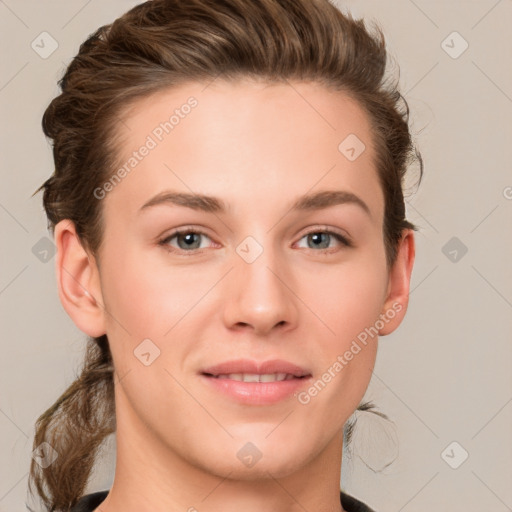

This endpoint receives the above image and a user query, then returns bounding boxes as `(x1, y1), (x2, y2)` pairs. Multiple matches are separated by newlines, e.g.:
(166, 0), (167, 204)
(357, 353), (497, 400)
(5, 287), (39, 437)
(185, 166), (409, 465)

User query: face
(70, 79), (410, 481)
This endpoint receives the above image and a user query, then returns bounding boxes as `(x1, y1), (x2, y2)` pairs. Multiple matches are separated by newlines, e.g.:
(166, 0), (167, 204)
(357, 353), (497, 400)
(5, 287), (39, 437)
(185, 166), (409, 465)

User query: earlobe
(54, 219), (106, 337)
(378, 229), (416, 336)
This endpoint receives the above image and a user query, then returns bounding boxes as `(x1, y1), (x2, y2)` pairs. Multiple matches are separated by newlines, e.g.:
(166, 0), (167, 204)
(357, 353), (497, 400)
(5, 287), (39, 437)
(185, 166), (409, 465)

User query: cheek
(307, 257), (388, 348)
(100, 247), (207, 337)
(297, 251), (387, 403)
(297, 266), (385, 424)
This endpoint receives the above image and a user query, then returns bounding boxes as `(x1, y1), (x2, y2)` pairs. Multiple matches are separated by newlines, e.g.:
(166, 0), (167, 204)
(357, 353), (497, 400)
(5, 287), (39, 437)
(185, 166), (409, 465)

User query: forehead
(104, 78), (383, 224)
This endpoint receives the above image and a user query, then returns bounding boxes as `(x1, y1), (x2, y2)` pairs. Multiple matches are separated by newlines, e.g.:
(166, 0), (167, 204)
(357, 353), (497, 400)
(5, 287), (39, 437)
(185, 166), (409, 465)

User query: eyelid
(160, 226), (212, 240)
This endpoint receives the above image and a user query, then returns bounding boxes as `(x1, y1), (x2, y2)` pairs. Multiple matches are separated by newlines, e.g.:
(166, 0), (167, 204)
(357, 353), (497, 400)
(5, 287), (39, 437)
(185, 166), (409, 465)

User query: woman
(29, 0), (421, 511)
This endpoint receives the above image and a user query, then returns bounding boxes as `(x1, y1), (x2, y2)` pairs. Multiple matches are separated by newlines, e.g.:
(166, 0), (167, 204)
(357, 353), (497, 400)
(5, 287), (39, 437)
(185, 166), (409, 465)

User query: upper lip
(201, 359), (311, 377)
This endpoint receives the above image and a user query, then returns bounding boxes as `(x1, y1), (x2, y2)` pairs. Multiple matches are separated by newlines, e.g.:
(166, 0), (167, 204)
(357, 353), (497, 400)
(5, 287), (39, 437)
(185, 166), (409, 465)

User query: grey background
(1, 1), (511, 511)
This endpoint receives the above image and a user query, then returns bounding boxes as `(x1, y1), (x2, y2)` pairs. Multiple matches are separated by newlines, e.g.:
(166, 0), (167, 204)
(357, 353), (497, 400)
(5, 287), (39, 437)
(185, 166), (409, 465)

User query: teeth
(215, 373), (293, 382)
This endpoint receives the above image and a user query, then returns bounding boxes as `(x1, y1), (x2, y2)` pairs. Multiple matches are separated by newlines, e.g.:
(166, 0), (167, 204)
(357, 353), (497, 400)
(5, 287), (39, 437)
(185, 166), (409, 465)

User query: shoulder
(340, 490), (377, 512)
(70, 490), (109, 512)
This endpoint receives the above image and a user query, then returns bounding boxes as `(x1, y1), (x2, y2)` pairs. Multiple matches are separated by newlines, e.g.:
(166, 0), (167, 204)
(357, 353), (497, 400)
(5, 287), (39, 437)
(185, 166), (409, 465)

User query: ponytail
(28, 336), (116, 511)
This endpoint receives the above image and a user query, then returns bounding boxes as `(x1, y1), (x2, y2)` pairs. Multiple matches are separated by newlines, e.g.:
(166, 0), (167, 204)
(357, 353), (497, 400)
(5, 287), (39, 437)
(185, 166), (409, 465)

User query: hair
(29, 0), (423, 510)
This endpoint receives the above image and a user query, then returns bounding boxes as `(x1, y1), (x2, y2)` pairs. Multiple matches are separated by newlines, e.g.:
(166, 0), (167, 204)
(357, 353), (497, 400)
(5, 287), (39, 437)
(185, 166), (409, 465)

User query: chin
(195, 435), (314, 481)
(211, 454), (309, 482)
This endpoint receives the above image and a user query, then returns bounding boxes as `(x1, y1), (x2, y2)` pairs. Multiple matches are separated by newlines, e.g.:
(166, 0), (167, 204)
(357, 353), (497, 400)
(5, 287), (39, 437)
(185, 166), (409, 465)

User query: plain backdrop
(1, 1), (511, 511)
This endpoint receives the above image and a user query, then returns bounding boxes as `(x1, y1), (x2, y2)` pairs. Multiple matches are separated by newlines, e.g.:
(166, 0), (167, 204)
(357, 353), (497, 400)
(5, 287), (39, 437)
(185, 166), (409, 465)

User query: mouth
(199, 359), (312, 405)
(200, 358), (311, 377)
(203, 372), (308, 382)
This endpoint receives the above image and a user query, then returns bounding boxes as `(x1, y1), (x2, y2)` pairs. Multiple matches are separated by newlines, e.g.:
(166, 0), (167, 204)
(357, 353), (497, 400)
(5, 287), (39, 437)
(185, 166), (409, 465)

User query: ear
(54, 219), (106, 337)
(378, 229), (415, 336)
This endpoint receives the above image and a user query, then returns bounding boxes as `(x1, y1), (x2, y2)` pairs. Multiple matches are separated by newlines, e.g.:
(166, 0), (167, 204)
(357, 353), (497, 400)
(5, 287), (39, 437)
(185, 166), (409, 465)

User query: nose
(222, 244), (299, 336)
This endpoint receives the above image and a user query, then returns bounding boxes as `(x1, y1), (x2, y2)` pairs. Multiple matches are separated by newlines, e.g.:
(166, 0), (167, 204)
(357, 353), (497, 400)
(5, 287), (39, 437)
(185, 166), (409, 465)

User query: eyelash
(157, 226), (353, 255)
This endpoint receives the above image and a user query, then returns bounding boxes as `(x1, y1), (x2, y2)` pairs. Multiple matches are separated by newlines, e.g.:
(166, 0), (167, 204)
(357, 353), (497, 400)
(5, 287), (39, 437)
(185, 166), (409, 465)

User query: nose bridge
(223, 236), (297, 334)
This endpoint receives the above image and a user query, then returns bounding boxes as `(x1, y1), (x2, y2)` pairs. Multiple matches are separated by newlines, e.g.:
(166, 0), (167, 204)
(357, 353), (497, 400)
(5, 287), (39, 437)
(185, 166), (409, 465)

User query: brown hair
(30, 0), (422, 510)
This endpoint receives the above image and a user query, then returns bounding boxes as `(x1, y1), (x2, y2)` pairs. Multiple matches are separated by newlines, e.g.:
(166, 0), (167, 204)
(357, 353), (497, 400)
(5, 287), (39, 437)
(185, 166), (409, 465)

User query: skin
(54, 79), (415, 512)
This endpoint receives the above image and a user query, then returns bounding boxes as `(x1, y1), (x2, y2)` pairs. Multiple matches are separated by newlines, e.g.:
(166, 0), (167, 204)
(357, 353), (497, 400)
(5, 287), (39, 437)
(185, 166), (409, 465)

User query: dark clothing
(70, 489), (376, 512)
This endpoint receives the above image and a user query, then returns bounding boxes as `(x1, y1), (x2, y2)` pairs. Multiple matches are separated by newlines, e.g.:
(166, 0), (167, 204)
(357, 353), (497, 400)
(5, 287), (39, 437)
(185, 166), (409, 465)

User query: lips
(199, 359), (312, 405)
(201, 358), (311, 378)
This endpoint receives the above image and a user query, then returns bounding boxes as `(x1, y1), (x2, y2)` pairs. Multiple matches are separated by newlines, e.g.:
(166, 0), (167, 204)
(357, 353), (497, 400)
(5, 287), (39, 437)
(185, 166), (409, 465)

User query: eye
(158, 227), (352, 255)
(158, 228), (215, 254)
(296, 229), (352, 251)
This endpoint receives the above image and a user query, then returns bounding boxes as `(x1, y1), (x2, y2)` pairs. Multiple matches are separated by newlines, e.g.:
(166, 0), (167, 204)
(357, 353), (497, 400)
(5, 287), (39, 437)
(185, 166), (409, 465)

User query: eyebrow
(139, 189), (372, 218)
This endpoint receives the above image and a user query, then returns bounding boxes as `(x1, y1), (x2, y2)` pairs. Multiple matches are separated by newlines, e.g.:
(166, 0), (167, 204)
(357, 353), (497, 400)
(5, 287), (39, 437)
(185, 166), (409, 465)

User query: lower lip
(200, 374), (312, 405)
